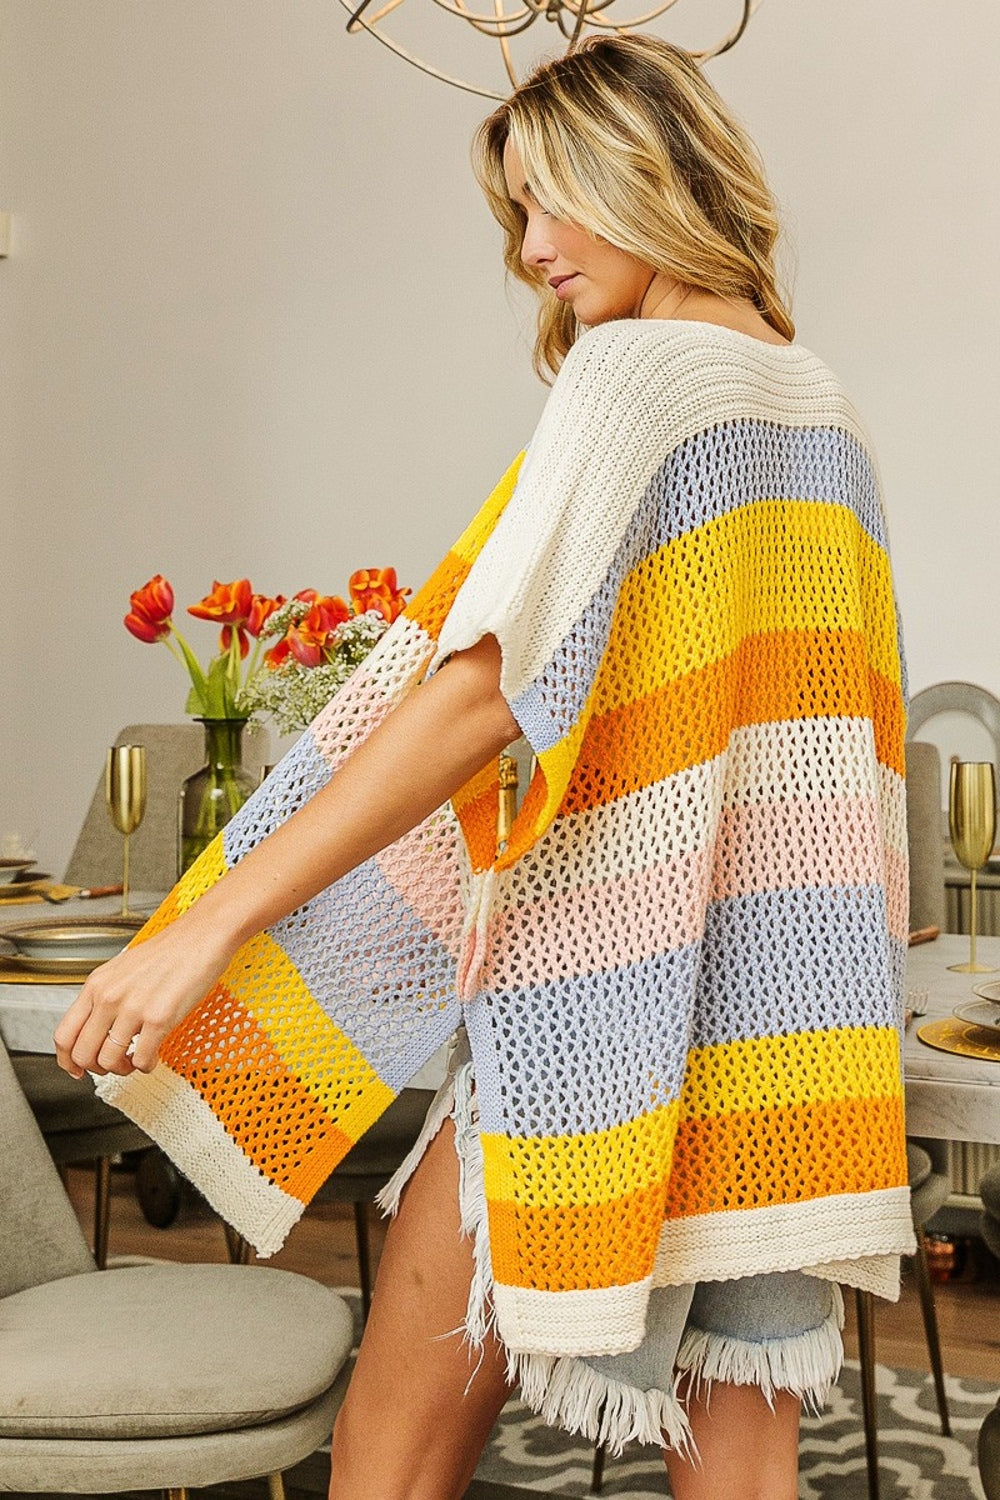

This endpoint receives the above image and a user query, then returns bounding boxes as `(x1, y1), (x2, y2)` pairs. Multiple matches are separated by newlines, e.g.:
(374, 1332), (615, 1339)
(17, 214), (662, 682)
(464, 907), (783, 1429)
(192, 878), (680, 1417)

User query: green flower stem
(166, 625), (210, 712)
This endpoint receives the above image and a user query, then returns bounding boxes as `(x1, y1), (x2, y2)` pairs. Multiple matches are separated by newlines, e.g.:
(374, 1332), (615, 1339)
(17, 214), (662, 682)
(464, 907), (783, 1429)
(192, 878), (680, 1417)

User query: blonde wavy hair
(473, 34), (794, 379)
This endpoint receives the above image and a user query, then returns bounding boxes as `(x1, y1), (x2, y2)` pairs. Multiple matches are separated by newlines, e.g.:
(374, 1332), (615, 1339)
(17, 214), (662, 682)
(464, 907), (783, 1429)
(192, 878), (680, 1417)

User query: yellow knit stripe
(480, 1101), (680, 1208)
(680, 1026), (903, 1120)
(594, 500), (900, 713)
(480, 1028), (901, 1210)
(533, 717), (588, 827)
(221, 928), (395, 1139)
(449, 452), (526, 565)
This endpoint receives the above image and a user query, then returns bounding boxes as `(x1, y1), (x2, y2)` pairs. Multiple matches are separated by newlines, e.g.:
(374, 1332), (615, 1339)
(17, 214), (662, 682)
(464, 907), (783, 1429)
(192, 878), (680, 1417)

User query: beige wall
(2, 1), (998, 874)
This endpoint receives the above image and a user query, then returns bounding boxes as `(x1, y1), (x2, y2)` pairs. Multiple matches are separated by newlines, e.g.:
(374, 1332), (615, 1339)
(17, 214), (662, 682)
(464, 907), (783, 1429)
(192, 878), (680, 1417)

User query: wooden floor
(67, 1164), (1000, 1384)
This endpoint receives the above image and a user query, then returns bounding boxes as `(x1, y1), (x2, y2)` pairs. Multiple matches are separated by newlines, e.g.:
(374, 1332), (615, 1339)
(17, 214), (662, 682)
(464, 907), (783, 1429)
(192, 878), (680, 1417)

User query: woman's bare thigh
(330, 1118), (513, 1500)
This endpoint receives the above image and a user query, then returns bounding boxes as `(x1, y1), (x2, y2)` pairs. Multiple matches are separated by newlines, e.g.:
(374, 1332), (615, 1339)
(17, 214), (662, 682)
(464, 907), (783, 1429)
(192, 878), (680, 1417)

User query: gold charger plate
(0, 953), (98, 981)
(917, 1017), (1000, 1062)
(0, 917), (144, 976)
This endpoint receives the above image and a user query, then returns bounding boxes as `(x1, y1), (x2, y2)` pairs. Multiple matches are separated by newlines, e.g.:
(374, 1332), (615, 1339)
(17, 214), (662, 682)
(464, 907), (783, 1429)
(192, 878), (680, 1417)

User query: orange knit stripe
(403, 551), (470, 641)
(161, 992), (353, 1201)
(487, 1177), (669, 1291)
(453, 761), (501, 871)
(563, 629), (894, 815)
(869, 666), (906, 777)
(664, 1094), (908, 1219)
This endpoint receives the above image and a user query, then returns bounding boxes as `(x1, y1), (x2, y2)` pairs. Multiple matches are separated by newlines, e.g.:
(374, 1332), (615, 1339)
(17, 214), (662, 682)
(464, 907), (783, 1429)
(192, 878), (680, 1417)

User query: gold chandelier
(339, 0), (764, 100)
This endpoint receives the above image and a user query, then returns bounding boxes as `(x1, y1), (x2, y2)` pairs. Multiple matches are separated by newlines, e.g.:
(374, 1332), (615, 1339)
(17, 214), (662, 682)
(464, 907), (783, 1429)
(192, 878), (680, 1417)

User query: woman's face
(502, 139), (657, 326)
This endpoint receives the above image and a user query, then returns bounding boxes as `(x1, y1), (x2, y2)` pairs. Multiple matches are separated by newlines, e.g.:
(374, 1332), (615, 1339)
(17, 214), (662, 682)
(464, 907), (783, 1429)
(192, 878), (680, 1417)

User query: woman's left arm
(54, 634), (519, 1081)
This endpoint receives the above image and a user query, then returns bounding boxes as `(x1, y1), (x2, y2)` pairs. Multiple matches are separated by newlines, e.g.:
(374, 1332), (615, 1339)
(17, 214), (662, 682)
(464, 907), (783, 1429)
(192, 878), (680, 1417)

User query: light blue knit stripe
(222, 728), (331, 863)
(223, 732), (460, 1092)
(272, 855), (462, 1092)
(692, 884), (900, 1049)
(510, 419), (888, 755)
(466, 942), (700, 1139)
(467, 883), (897, 1139)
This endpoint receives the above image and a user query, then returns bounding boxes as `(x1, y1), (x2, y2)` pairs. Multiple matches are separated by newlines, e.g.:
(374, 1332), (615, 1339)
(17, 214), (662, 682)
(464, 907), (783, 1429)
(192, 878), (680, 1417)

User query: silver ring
(106, 1031), (131, 1049)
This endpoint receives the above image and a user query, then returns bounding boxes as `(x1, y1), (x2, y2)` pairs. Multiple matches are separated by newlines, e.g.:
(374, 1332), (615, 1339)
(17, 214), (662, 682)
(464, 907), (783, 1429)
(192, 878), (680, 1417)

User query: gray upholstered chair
(0, 1036), (353, 1500)
(8, 1054), (150, 1269)
(905, 738), (947, 934)
(66, 720), (272, 892)
(20, 721), (272, 1263)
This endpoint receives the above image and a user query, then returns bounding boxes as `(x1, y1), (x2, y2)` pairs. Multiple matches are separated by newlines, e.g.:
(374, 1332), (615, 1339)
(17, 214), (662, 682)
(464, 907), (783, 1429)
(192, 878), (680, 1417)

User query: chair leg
(354, 1200), (373, 1320)
(590, 1441), (607, 1493)
(94, 1156), (111, 1270)
(912, 1230), (951, 1436)
(222, 1221), (253, 1264)
(165, 1489), (188, 1499)
(855, 1287), (880, 1500)
(267, 1474), (287, 1500)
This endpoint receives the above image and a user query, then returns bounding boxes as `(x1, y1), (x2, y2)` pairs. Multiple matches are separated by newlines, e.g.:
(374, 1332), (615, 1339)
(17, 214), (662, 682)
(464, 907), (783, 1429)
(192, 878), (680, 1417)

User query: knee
(330, 1400), (467, 1500)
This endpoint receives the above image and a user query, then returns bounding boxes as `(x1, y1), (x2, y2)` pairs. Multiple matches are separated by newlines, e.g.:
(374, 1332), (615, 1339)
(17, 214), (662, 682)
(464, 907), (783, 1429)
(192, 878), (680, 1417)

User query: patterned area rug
(333, 1289), (993, 1499)
(474, 1361), (992, 1498)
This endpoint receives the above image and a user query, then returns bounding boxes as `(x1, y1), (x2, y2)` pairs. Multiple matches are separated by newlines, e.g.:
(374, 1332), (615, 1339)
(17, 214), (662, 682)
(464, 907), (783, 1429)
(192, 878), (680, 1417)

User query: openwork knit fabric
(98, 319), (915, 1362)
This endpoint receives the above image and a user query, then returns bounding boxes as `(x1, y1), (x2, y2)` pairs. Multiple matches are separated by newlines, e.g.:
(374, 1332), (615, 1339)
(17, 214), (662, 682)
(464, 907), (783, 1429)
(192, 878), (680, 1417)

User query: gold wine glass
(948, 760), (998, 974)
(105, 745), (147, 917)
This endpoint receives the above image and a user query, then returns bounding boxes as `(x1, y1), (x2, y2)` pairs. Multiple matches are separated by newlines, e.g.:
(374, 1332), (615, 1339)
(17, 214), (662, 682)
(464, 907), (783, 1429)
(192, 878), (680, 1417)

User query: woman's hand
(53, 916), (239, 1080)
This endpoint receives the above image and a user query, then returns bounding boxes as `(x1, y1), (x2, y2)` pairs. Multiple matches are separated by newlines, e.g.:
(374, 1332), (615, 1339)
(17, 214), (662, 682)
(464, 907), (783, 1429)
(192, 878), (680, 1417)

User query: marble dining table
(2, 904), (1000, 1146)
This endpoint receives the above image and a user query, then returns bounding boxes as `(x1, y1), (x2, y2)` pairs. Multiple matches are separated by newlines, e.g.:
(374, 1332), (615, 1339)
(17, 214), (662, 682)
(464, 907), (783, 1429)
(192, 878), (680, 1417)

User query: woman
(56, 35), (913, 1500)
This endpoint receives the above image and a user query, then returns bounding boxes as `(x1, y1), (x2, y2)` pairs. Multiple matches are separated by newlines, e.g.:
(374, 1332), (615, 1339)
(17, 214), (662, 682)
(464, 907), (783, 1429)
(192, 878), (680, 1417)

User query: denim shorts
(380, 1031), (844, 1455)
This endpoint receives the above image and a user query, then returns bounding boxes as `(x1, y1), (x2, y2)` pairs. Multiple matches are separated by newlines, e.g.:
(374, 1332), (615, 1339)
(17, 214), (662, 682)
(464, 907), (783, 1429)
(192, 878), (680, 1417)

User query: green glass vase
(177, 718), (256, 876)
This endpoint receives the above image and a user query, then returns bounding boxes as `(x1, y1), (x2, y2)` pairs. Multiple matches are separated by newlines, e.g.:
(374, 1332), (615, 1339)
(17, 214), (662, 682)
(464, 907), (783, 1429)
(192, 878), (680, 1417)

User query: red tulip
(313, 595), (351, 632)
(349, 567), (410, 624)
(187, 578), (253, 626)
(246, 593), (286, 638)
(124, 574), (174, 643)
(286, 624), (327, 668)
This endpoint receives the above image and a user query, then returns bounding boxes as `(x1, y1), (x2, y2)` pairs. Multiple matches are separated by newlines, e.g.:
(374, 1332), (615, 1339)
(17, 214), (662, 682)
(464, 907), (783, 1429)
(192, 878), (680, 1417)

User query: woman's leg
(665, 1270), (842, 1500)
(665, 1383), (801, 1500)
(330, 1117), (513, 1500)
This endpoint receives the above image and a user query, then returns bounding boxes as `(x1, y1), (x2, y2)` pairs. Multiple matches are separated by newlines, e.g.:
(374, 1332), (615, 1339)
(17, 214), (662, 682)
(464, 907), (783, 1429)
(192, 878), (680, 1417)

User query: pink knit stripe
(884, 845), (909, 942)
(376, 821), (467, 956)
(710, 797), (886, 901)
(484, 847), (714, 989)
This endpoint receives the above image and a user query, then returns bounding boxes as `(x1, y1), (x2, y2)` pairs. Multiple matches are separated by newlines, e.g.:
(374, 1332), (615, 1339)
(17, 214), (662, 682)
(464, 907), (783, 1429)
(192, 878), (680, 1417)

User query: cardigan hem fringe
(674, 1284), (845, 1414)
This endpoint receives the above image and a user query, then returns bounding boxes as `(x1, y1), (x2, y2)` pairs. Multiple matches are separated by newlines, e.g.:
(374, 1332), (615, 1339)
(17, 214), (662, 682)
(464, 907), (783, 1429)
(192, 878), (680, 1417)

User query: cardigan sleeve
(434, 320), (687, 860)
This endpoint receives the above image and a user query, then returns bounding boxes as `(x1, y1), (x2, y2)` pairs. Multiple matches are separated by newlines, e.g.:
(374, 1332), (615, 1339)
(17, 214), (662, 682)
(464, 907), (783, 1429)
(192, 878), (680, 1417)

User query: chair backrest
(905, 739), (946, 933)
(65, 722), (271, 891)
(0, 1039), (96, 1298)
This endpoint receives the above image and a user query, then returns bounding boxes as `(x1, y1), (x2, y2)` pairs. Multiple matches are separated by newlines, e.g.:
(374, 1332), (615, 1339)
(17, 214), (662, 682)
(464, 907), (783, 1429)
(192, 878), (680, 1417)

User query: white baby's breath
(240, 611), (390, 732)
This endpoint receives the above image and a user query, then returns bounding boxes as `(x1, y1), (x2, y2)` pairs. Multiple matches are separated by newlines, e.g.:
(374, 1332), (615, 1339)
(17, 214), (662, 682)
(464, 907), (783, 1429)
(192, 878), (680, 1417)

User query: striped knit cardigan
(99, 319), (915, 1360)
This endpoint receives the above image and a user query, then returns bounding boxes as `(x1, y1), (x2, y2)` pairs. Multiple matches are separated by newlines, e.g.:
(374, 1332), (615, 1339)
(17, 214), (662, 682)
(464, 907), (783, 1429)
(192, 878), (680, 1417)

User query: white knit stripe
(493, 1280), (655, 1358)
(879, 760), (908, 857)
(95, 1064), (303, 1257)
(651, 1189), (913, 1299)
(436, 321), (874, 694)
(309, 613), (434, 767)
(496, 719), (906, 910)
